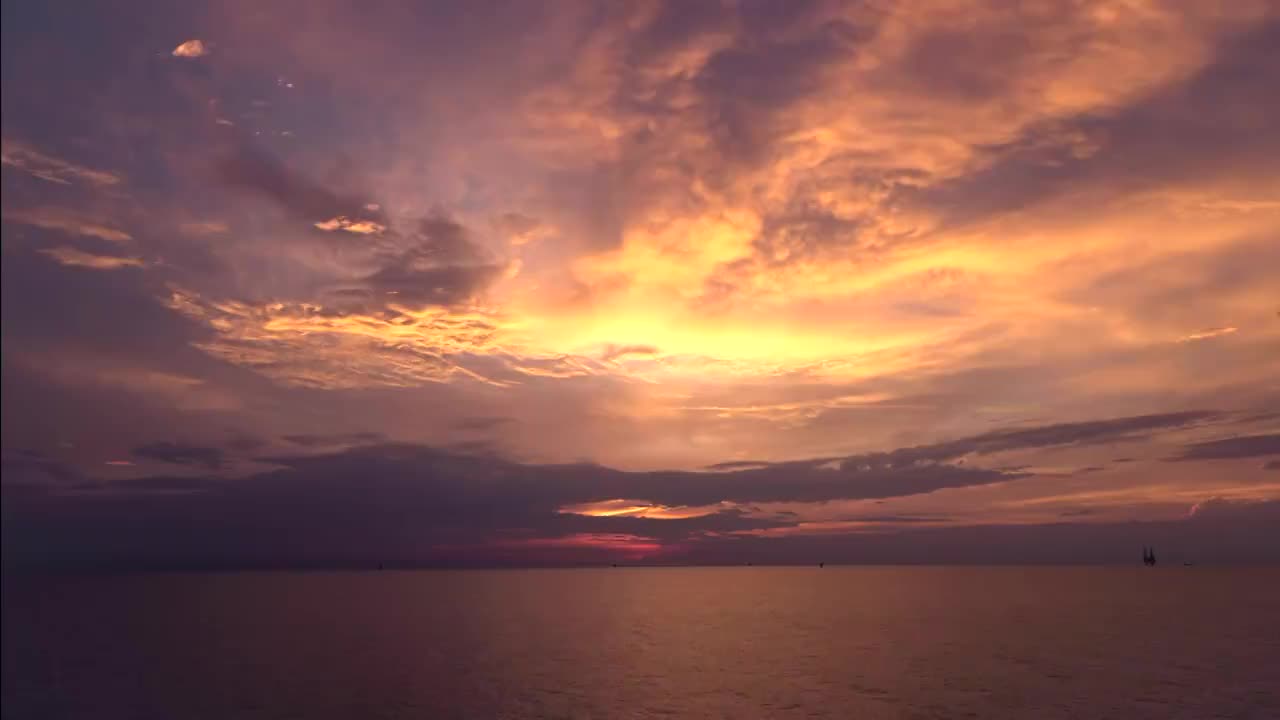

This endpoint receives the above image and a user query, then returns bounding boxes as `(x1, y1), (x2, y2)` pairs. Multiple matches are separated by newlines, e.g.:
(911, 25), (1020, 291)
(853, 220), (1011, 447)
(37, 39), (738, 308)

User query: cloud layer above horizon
(3, 0), (1278, 566)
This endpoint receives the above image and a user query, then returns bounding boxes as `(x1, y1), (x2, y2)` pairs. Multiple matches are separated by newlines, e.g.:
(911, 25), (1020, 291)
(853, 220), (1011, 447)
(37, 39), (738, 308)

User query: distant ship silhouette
(1142, 546), (1157, 567)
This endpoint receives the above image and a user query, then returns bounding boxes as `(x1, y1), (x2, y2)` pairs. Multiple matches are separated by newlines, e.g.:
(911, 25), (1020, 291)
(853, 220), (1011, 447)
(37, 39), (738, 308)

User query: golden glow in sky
(2, 0), (1278, 565)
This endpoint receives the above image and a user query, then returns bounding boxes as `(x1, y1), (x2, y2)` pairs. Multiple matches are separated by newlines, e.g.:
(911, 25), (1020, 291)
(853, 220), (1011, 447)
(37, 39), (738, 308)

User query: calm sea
(5, 567), (1279, 719)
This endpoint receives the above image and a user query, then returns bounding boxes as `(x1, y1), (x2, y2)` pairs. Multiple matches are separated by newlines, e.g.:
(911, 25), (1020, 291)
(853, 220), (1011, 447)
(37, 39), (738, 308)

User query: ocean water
(4, 567), (1279, 719)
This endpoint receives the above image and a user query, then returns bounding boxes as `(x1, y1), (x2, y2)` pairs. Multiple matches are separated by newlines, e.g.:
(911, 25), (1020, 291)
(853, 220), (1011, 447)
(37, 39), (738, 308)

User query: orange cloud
(559, 499), (723, 520)
(171, 39), (208, 58)
(53, 0), (1280, 478)
(487, 533), (669, 560)
(4, 207), (132, 243)
(1, 139), (122, 186)
(1180, 326), (1239, 342)
(313, 216), (387, 234)
(39, 247), (145, 270)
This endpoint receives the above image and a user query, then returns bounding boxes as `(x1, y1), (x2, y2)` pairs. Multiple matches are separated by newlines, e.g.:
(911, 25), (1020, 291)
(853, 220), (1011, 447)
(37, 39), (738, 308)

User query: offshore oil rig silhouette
(1142, 546), (1157, 566)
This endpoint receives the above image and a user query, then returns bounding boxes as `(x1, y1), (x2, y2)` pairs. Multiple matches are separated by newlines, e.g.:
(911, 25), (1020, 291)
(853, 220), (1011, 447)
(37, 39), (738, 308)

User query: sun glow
(558, 499), (724, 520)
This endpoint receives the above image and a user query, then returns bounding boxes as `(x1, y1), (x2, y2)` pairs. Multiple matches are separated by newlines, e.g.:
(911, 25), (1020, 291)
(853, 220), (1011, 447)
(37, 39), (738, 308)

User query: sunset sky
(4, 0), (1278, 568)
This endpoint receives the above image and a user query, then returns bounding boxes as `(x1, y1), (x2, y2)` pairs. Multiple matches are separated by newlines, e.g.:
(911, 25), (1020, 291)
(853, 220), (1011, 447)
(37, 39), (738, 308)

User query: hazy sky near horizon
(3, 0), (1279, 566)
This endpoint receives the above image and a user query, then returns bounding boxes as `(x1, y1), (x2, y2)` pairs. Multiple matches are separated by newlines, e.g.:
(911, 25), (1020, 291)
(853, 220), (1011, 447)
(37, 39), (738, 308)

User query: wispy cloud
(39, 247), (144, 270)
(1, 139), (122, 186)
(1167, 434), (1280, 462)
(133, 442), (223, 469)
(178, 221), (229, 236)
(4, 207), (132, 243)
(4, 0), (1280, 566)
(1180, 326), (1239, 342)
(281, 432), (384, 448)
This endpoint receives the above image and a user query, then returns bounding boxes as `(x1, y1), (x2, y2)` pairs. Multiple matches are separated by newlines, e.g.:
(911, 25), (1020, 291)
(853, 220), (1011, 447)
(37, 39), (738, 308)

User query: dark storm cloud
(132, 442), (224, 469)
(3, 438), (970, 570)
(1166, 434), (1280, 462)
(254, 441), (1017, 509)
(9, 443), (1279, 569)
(3, 431), (1021, 570)
(22, 407), (1223, 553)
(4, 406), (1273, 570)
(680, 500), (1280, 567)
